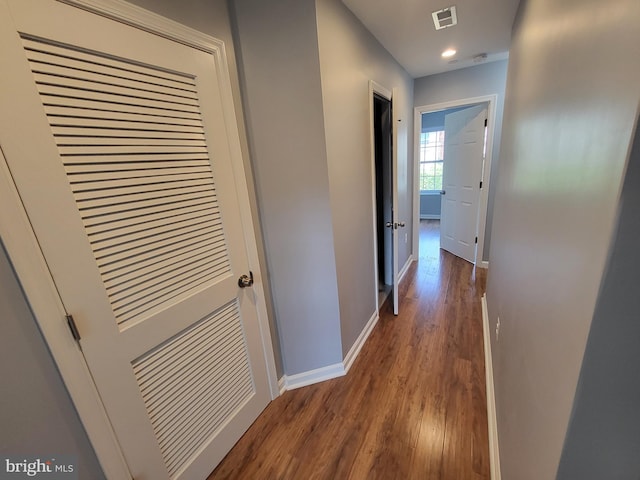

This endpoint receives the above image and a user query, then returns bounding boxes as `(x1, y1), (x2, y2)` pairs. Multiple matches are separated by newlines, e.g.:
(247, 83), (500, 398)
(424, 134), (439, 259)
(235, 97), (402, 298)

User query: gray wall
(414, 60), (508, 261)
(0, 243), (105, 479)
(486, 0), (640, 477)
(420, 194), (441, 218)
(556, 117), (640, 480)
(316, 0), (414, 357)
(133, 0), (416, 378)
(232, 0), (343, 375)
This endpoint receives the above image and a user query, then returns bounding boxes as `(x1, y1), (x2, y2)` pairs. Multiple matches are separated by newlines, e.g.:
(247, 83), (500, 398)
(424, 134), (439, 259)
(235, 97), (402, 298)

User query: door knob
(440, 190), (446, 195)
(238, 271), (254, 288)
(386, 221), (406, 229)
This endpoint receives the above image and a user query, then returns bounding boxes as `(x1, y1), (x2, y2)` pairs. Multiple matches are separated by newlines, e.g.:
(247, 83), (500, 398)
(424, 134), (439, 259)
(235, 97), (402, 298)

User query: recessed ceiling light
(441, 49), (457, 58)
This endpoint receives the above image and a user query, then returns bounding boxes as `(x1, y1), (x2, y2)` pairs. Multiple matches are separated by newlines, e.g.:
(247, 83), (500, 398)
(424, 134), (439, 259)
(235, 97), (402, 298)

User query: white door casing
(412, 95), (497, 269)
(370, 82), (405, 316)
(0, 1), (274, 478)
(440, 104), (487, 264)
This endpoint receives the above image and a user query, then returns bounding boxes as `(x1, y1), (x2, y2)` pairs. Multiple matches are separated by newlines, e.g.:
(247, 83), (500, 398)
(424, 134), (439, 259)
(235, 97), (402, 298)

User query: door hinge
(479, 181), (483, 189)
(475, 236), (478, 244)
(484, 118), (488, 127)
(66, 314), (81, 342)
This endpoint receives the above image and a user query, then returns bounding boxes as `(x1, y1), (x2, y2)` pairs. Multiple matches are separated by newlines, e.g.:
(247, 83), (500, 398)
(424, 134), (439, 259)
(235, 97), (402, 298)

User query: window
(420, 130), (445, 191)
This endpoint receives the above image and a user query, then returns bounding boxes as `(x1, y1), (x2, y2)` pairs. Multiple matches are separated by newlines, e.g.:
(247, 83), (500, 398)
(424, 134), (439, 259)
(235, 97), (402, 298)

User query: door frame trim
(0, 1), (278, 477)
(369, 80), (393, 315)
(413, 94), (498, 268)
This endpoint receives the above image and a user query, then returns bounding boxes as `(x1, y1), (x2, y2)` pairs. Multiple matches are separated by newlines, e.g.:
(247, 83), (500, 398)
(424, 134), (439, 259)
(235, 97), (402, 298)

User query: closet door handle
(238, 271), (254, 288)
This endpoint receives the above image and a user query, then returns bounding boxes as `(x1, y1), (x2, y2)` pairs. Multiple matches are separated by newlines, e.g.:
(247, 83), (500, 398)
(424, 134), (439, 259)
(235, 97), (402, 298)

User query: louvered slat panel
(71, 173), (214, 199)
(45, 108), (205, 128)
(69, 169), (213, 187)
(66, 162), (211, 175)
(105, 245), (227, 297)
(32, 72), (200, 106)
(87, 208), (219, 243)
(92, 216), (222, 263)
(22, 35), (231, 329)
(51, 120), (205, 134)
(59, 145), (208, 156)
(30, 63), (199, 100)
(144, 322), (241, 414)
(64, 153), (210, 166)
(58, 137), (206, 148)
(97, 230), (224, 276)
(76, 184), (216, 211)
(99, 241), (226, 289)
(108, 248), (228, 306)
(52, 126), (206, 140)
(151, 334), (247, 424)
(94, 226), (224, 270)
(43, 98), (203, 121)
(36, 84), (201, 113)
(84, 202), (216, 234)
(22, 36), (195, 87)
(132, 301), (255, 478)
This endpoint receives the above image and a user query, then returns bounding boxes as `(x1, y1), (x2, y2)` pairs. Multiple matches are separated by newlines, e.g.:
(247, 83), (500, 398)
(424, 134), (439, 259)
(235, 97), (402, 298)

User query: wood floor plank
(208, 220), (489, 480)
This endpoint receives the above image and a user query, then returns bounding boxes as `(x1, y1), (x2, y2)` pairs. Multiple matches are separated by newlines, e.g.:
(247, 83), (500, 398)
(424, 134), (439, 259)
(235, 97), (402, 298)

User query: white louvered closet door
(0, 1), (271, 479)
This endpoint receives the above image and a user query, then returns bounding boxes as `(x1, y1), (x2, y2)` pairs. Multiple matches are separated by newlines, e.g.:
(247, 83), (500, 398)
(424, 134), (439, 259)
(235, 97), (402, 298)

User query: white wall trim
(278, 376), (287, 395)
(420, 214), (441, 220)
(343, 311), (379, 374)
(478, 260), (489, 269)
(57, 0), (223, 53)
(281, 363), (346, 391)
(482, 294), (501, 480)
(413, 95), (498, 266)
(398, 255), (414, 284)
(369, 80), (394, 315)
(280, 308), (383, 392)
(1, 1), (279, 477)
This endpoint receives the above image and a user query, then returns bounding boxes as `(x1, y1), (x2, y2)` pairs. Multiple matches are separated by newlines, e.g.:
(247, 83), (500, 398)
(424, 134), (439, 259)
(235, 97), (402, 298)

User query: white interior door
(440, 104), (487, 264)
(0, 1), (271, 478)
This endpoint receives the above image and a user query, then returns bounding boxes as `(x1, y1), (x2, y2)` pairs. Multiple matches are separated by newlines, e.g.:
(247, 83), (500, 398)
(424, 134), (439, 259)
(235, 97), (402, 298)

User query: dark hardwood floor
(209, 220), (489, 479)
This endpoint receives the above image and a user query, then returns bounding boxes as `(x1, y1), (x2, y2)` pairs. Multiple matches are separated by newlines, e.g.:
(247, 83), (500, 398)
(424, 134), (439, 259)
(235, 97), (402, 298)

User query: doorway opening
(373, 92), (393, 308)
(413, 96), (497, 268)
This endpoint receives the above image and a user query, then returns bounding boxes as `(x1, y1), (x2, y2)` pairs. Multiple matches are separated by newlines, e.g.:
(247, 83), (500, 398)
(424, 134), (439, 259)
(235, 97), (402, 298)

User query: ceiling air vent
(432, 6), (457, 30)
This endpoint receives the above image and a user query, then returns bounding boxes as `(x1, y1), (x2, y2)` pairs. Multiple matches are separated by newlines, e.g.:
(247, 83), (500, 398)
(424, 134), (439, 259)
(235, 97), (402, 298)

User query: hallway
(210, 220), (489, 479)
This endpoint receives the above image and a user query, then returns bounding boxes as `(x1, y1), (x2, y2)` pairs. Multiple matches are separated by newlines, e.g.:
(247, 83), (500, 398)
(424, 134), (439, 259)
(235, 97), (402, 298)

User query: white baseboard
(399, 255), (414, 283)
(481, 294), (501, 480)
(281, 362), (345, 391)
(478, 260), (489, 269)
(343, 310), (379, 374)
(420, 214), (440, 220)
(279, 308), (383, 392)
(278, 376), (286, 395)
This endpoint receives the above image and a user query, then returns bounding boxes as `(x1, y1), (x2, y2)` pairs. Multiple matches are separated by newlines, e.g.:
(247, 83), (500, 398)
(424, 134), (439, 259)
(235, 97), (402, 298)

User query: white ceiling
(342, 0), (521, 78)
